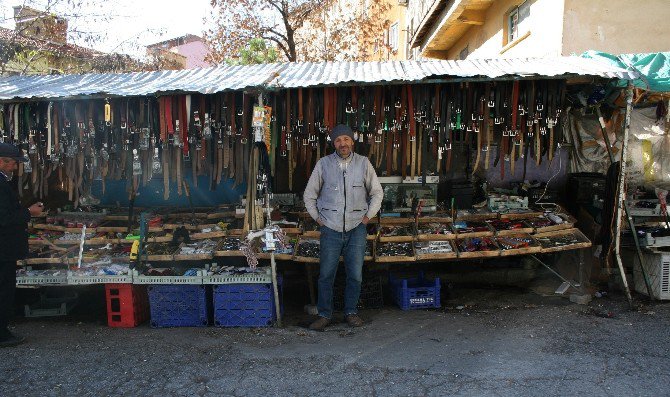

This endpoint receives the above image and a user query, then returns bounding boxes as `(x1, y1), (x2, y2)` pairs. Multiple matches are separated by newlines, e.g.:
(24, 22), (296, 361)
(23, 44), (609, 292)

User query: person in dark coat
(0, 143), (43, 347)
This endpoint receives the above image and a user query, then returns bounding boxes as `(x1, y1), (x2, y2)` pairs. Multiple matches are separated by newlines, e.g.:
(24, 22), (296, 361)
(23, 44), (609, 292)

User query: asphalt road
(2, 287), (669, 397)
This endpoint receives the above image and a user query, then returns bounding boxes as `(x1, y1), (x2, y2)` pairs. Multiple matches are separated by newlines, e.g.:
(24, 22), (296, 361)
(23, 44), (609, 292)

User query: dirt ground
(2, 276), (669, 397)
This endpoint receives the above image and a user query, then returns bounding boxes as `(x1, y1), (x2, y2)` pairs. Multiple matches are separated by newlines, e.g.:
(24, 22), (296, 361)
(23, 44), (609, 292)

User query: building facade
(408, 0), (670, 60)
(1, 6), (138, 75)
(146, 34), (212, 69)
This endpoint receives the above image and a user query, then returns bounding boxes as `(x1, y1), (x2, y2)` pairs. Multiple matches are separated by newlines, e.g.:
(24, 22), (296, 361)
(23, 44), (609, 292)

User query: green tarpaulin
(582, 51), (670, 93)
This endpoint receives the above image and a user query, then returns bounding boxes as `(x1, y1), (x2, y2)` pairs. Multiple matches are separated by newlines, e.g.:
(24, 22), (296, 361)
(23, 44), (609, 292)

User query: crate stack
(148, 285), (210, 328)
(390, 272), (441, 310)
(105, 284), (149, 327)
(206, 271), (282, 328)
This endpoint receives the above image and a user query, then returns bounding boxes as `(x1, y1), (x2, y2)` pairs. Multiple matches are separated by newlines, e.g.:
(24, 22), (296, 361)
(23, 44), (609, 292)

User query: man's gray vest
(316, 153), (370, 232)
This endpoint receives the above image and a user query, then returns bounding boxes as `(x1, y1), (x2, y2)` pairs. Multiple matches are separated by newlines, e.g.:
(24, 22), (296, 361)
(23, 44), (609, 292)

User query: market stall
(0, 56), (636, 324)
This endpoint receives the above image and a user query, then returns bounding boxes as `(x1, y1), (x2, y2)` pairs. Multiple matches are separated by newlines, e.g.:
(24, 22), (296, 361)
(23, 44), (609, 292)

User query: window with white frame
(507, 1), (530, 44)
(389, 22), (399, 52)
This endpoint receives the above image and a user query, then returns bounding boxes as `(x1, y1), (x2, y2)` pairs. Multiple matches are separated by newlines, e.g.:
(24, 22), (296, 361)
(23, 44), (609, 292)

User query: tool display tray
(417, 214), (453, 223)
(214, 250), (244, 257)
(378, 217), (415, 225)
(375, 242), (416, 263)
(214, 237), (244, 257)
(498, 209), (545, 219)
(172, 242), (218, 261)
(416, 220), (456, 241)
(142, 242), (179, 261)
(293, 238), (320, 263)
(495, 234), (541, 256)
(455, 209), (496, 222)
(256, 251), (295, 261)
(485, 219), (533, 236)
(22, 257), (65, 265)
(414, 240), (458, 260)
(523, 214), (575, 234)
(455, 237), (500, 258)
(534, 228), (591, 253)
(451, 220), (495, 239)
(377, 224), (415, 242)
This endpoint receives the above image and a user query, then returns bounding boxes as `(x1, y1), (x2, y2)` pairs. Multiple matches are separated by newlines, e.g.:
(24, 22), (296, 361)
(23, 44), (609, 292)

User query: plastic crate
(203, 268), (272, 284)
(333, 274), (384, 311)
(16, 275), (68, 286)
(148, 285), (210, 327)
(390, 272), (441, 310)
(24, 290), (78, 317)
(105, 284), (149, 327)
(212, 278), (282, 327)
(132, 269), (204, 285)
(70, 273), (133, 285)
(634, 250), (670, 300)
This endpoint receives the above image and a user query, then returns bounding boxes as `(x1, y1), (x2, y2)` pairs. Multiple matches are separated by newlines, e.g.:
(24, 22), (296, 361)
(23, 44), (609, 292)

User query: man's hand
(361, 216), (370, 225)
(317, 219), (324, 226)
(28, 202), (44, 217)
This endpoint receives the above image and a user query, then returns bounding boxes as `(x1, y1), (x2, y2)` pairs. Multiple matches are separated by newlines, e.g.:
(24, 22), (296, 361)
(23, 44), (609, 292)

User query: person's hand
(361, 216), (370, 225)
(28, 202), (44, 217)
(317, 219), (324, 226)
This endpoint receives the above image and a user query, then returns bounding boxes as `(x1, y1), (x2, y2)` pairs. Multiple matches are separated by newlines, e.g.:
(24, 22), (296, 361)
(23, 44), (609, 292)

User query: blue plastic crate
(148, 285), (210, 328)
(213, 280), (282, 327)
(390, 272), (441, 310)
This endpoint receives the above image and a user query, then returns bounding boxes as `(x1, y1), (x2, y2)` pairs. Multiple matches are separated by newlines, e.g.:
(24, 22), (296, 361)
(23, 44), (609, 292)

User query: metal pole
(614, 84), (635, 308)
(596, 104), (654, 300)
(270, 252), (282, 327)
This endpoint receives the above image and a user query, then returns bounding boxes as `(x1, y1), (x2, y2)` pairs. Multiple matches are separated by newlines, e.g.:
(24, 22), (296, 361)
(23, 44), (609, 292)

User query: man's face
(334, 135), (354, 158)
(0, 157), (18, 177)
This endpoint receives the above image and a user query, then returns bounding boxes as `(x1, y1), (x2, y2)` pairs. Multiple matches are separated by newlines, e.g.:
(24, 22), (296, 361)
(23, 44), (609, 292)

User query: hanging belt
(445, 93), (453, 174)
(472, 84), (485, 176)
(407, 85), (416, 177)
(384, 86), (393, 176)
(305, 88), (315, 179)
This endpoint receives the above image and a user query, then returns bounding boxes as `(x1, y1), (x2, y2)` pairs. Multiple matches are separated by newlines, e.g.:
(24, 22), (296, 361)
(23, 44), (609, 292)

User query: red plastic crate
(105, 284), (149, 327)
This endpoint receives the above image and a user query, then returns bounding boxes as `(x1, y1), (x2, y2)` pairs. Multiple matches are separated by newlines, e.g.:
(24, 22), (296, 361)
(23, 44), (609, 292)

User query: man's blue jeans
(317, 223), (367, 319)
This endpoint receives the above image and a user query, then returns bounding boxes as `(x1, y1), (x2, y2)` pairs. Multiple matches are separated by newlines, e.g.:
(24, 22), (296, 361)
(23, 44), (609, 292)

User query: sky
(0, 0), (216, 58)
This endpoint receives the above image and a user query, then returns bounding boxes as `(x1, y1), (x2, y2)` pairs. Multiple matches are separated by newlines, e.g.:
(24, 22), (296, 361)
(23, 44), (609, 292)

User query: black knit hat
(0, 143), (28, 162)
(329, 124), (355, 142)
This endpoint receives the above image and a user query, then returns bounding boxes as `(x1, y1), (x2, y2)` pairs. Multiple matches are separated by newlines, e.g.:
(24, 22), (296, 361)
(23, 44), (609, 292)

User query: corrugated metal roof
(0, 56), (636, 101)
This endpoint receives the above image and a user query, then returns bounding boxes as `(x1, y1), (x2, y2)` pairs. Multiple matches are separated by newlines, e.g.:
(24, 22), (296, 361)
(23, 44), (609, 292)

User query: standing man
(304, 124), (383, 331)
(0, 143), (42, 347)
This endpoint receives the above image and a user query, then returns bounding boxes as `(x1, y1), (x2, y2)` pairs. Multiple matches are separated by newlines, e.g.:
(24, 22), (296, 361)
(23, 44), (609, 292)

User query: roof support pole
(596, 103), (654, 301)
(613, 84), (635, 308)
